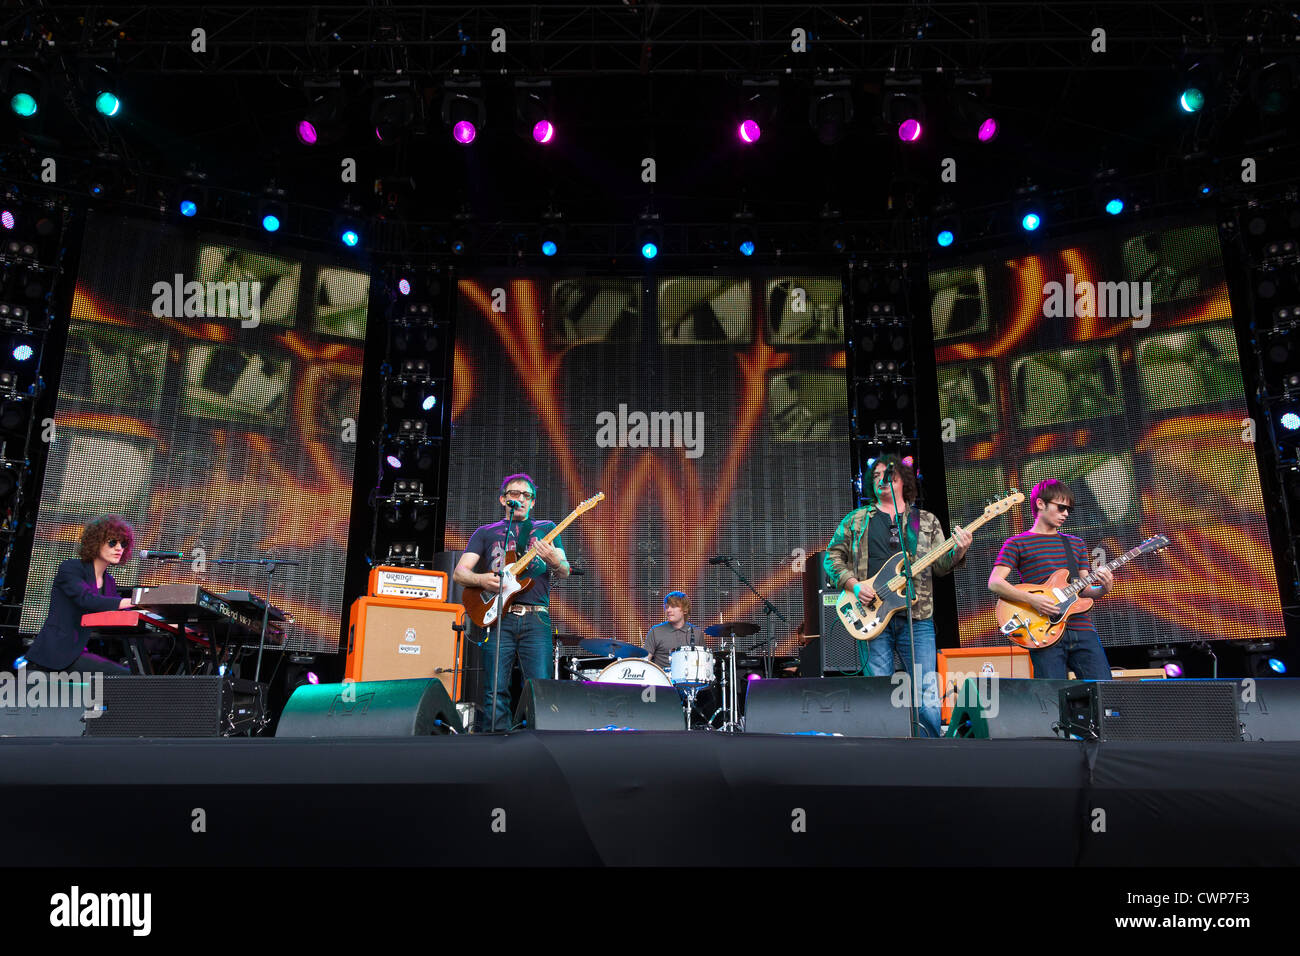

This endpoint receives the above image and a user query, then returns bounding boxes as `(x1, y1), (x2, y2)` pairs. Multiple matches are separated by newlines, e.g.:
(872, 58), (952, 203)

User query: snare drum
(669, 645), (715, 687)
(593, 658), (674, 687)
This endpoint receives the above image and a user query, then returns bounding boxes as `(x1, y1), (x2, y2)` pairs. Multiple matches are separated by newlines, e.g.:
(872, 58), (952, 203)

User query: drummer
(643, 591), (700, 669)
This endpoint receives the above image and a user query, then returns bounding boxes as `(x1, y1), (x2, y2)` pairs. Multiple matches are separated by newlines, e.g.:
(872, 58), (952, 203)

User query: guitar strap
(1059, 534), (1080, 580)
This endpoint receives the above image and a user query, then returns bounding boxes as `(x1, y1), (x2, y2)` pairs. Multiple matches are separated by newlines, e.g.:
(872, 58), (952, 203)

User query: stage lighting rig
(298, 81), (345, 146)
(637, 210), (662, 260)
(372, 79), (419, 143)
(883, 76), (925, 143)
(82, 62), (122, 117)
(953, 74), (998, 143)
(3, 63), (43, 118)
(737, 76), (778, 145)
(514, 79), (554, 143)
(386, 542), (420, 567)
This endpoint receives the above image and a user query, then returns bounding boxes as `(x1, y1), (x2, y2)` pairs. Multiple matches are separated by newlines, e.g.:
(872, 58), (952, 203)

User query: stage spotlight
(94, 90), (121, 117)
(422, 394), (436, 411)
(443, 81), (486, 145)
(451, 239), (466, 255)
(298, 85), (344, 146)
(739, 239), (755, 256)
(398, 278), (411, 295)
(540, 216), (564, 258)
(1179, 87), (1204, 113)
(884, 77), (925, 143)
(1281, 412), (1300, 430)
(977, 117), (999, 142)
(1, 211), (12, 230)
(1105, 198), (1125, 215)
(386, 454), (402, 469)
(371, 80), (417, 143)
(340, 226), (360, 247)
(1251, 59), (1297, 115)
(262, 213), (281, 233)
(12, 344), (33, 362)
(638, 213), (662, 260)
(809, 78), (853, 145)
(937, 229), (954, 247)
(4, 63), (42, 118)
(179, 200), (197, 218)
(1021, 212), (1041, 231)
(738, 119), (761, 144)
(542, 239), (557, 257)
(533, 120), (555, 144)
(1244, 641), (1286, 678)
(738, 77), (778, 145)
(514, 80), (553, 143)
(641, 240), (658, 260)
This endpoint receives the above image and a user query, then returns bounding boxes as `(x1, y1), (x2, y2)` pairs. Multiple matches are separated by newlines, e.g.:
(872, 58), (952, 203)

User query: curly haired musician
(823, 455), (971, 738)
(988, 479), (1112, 680)
(25, 516), (136, 674)
(453, 473), (570, 732)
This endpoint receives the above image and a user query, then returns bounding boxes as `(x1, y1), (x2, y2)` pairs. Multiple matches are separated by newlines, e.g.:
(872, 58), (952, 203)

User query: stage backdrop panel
(929, 219), (1284, 647)
(446, 276), (850, 652)
(19, 214), (369, 654)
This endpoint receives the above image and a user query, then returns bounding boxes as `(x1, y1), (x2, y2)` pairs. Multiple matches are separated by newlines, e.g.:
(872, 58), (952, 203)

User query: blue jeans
(859, 615), (941, 739)
(480, 607), (553, 732)
(1029, 627), (1111, 680)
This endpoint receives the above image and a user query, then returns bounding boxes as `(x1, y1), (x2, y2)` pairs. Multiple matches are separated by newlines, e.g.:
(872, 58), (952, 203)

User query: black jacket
(26, 558), (124, 669)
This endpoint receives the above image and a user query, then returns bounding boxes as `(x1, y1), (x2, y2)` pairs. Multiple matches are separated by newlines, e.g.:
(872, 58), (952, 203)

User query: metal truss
(0, 3), (1282, 77)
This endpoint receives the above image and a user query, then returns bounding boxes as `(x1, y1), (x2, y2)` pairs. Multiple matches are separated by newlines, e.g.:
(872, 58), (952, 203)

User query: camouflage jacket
(822, 504), (965, 621)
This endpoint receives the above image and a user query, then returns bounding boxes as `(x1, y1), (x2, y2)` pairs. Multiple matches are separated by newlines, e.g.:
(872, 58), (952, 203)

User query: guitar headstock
(983, 490), (1024, 519)
(575, 492), (605, 514)
(1138, 534), (1170, 555)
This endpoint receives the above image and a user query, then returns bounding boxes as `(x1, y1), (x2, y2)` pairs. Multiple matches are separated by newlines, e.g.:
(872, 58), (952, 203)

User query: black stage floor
(4, 732), (1299, 866)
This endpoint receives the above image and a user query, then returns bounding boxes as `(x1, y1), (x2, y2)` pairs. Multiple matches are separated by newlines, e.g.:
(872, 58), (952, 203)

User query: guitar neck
(1061, 542), (1146, 597)
(509, 509), (579, 574)
(908, 508), (1000, 576)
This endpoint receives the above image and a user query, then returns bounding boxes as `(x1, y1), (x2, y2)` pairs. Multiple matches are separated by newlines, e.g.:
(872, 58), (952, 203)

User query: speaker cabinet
(938, 646), (1034, 722)
(276, 678), (459, 737)
(744, 677), (912, 737)
(946, 678), (1080, 738)
(515, 679), (686, 731)
(812, 590), (862, 675)
(85, 675), (265, 737)
(345, 596), (465, 700)
(1059, 680), (1240, 742)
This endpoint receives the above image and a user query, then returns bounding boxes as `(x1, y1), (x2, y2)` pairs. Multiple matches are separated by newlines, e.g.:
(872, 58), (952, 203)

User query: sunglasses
(1049, 503), (1071, 513)
(107, 539), (125, 548)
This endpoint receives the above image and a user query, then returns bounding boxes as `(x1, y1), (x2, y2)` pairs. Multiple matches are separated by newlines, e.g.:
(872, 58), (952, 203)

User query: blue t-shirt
(993, 531), (1095, 632)
(464, 518), (563, 607)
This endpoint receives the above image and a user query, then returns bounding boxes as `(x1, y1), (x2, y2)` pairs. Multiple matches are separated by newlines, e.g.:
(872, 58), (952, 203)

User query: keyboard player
(24, 516), (136, 674)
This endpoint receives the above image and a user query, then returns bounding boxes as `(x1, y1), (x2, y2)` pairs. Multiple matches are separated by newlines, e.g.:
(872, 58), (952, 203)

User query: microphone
(505, 500), (521, 510)
(708, 555), (732, 565)
(139, 550), (184, 560)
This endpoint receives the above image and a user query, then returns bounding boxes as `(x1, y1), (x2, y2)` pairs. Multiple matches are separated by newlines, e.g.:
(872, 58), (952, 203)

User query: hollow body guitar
(462, 493), (604, 628)
(996, 534), (1169, 649)
(834, 492), (1024, 641)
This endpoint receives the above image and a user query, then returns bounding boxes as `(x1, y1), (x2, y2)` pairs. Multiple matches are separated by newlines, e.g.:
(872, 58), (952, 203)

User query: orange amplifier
(366, 566), (449, 601)
(938, 645), (1034, 722)
(345, 595), (465, 700)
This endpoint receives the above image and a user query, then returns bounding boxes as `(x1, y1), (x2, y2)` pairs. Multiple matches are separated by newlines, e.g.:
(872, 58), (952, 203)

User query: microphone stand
(211, 557), (299, 686)
(885, 477), (925, 738)
(717, 559), (789, 679)
(488, 504), (518, 733)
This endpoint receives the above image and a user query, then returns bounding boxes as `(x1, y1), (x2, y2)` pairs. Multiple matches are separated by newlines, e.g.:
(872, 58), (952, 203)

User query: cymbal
(704, 621), (760, 638)
(553, 633), (587, 645)
(579, 638), (648, 659)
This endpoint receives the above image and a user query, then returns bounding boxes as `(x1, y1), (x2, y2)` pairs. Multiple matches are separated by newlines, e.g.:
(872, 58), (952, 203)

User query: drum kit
(555, 622), (764, 730)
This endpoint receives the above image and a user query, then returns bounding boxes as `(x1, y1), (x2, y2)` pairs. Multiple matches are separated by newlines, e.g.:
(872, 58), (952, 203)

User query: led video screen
(19, 215), (369, 653)
(446, 275), (851, 653)
(930, 220), (1283, 647)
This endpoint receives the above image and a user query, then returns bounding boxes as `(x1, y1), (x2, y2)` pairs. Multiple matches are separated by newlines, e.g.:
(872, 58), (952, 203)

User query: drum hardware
(579, 637), (648, 659)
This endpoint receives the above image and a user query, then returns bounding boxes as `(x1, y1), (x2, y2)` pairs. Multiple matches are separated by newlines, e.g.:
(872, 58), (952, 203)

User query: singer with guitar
(823, 456), (971, 738)
(453, 473), (570, 732)
(987, 479), (1112, 680)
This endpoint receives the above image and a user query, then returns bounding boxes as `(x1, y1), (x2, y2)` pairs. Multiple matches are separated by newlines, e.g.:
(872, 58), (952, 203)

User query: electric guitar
(835, 491), (1024, 641)
(462, 492), (604, 628)
(996, 534), (1169, 649)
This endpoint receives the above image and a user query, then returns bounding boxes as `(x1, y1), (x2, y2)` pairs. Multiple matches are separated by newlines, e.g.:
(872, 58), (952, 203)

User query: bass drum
(593, 658), (674, 687)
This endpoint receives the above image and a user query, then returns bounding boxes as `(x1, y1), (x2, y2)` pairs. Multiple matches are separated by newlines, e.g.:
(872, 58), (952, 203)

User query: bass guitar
(462, 492), (604, 628)
(835, 491), (1024, 641)
(996, 534), (1169, 649)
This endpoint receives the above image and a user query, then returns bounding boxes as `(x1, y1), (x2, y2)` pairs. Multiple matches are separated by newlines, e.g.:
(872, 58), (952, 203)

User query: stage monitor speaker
(744, 677), (912, 737)
(0, 672), (89, 737)
(814, 590), (862, 675)
(276, 678), (458, 737)
(515, 679), (686, 731)
(345, 596), (464, 700)
(801, 551), (825, 637)
(945, 678), (1080, 738)
(1059, 680), (1240, 742)
(1233, 677), (1300, 741)
(85, 675), (266, 737)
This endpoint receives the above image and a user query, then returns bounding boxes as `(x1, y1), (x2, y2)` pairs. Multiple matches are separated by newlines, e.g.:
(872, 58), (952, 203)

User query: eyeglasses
(107, 539), (123, 548)
(503, 490), (535, 501)
(1050, 503), (1071, 513)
